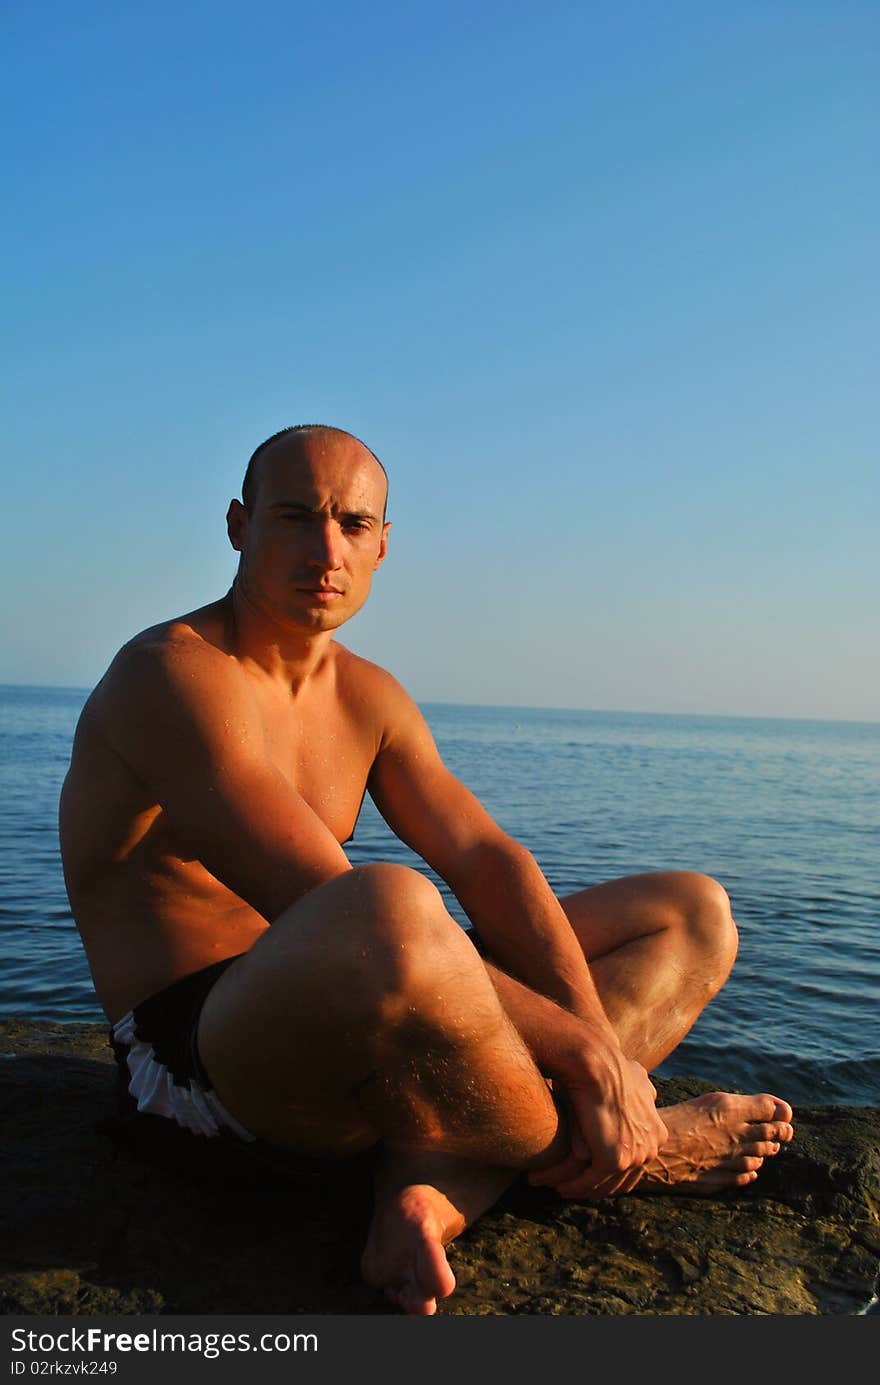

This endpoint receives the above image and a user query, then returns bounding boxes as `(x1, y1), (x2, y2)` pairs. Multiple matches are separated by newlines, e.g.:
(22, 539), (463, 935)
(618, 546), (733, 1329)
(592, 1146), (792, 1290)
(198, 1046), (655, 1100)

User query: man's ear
(374, 521), (391, 571)
(227, 499), (248, 553)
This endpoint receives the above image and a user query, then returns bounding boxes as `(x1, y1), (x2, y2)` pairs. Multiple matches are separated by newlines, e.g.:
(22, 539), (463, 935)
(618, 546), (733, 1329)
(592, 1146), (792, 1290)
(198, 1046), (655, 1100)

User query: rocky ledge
(1, 1020), (878, 1316)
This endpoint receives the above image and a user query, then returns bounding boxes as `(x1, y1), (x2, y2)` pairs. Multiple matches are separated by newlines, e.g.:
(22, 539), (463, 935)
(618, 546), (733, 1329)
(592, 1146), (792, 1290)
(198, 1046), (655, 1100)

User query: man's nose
(306, 519), (344, 568)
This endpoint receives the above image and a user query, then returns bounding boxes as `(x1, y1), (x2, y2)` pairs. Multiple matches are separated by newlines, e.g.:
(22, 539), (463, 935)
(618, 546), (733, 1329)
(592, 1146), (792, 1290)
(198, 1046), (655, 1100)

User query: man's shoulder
(332, 643), (426, 746)
(333, 642), (414, 709)
(119, 616), (226, 669)
(95, 605), (240, 718)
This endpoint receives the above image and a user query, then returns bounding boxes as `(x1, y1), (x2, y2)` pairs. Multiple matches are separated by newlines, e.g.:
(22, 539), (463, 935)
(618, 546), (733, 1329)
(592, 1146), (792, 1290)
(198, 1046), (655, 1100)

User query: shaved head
(242, 425), (388, 519)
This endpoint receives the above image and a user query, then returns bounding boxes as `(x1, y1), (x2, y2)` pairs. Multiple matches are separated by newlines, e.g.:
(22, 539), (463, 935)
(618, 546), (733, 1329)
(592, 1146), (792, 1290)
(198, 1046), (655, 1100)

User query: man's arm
(368, 677), (610, 1022)
(367, 678), (667, 1198)
(101, 636), (351, 920)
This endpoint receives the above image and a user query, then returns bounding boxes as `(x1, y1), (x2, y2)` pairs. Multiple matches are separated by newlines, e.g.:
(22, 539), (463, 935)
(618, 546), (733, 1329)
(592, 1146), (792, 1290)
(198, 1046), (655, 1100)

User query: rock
(1, 1022), (877, 1316)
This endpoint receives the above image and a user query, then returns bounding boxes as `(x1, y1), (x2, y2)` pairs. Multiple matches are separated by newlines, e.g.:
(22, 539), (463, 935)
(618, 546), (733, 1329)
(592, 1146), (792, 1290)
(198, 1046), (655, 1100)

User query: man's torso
(59, 599), (389, 1022)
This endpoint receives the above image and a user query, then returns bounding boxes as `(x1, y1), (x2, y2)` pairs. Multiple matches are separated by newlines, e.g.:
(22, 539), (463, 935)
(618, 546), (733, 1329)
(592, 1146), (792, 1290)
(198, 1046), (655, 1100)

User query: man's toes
(751, 1121), (793, 1144)
(417, 1240), (456, 1303)
(399, 1288), (438, 1316)
(732, 1170), (759, 1186)
(385, 1275), (440, 1316)
(408, 1293), (439, 1316)
(698, 1163), (760, 1190)
(732, 1155), (764, 1173)
(749, 1094), (793, 1123)
(742, 1140), (781, 1158)
(768, 1096), (793, 1123)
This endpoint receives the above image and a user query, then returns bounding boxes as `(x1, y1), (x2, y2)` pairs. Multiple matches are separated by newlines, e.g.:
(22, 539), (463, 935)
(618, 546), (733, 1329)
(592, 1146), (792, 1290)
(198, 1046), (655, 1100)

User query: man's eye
(344, 521), (371, 534)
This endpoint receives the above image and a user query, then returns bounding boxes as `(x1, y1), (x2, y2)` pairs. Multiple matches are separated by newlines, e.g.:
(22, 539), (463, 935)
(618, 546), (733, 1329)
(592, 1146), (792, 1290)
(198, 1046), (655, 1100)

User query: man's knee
(210, 862), (484, 1056)
(345, 860), (442, 912)
(673, 872), (738, 993)
(298, 862), (471, 1006)
(342, 863), (501, 1033)
(339, 862), (451, 953)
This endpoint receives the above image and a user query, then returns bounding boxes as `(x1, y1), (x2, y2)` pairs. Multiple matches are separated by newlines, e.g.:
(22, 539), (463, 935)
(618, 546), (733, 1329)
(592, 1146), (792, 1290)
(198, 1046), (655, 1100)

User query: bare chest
(261, 700), (377, 844)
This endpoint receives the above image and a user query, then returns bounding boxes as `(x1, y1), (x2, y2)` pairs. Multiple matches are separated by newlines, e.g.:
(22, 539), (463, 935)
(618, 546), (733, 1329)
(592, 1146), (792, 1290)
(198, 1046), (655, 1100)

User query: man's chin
(294, 602), (353, 632)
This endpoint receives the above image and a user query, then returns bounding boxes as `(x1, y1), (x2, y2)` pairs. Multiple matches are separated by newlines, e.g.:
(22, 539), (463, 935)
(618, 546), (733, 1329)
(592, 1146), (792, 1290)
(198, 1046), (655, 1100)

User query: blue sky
(3, 1), (877, 720)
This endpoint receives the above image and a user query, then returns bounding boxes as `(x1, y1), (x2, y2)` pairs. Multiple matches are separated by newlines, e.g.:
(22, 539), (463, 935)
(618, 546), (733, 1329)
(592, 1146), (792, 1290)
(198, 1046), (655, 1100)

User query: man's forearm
(454, 837), (619, 1041)
(482, 959), (593, 1071)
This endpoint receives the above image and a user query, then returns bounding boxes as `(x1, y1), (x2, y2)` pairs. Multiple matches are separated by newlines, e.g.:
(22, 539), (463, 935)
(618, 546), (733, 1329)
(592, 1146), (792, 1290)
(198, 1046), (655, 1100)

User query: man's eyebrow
(268, 501), (380, 522)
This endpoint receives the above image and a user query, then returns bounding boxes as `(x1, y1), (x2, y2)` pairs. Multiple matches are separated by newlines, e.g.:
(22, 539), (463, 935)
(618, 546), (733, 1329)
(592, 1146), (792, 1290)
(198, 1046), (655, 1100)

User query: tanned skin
(60, 426), (793, 1314)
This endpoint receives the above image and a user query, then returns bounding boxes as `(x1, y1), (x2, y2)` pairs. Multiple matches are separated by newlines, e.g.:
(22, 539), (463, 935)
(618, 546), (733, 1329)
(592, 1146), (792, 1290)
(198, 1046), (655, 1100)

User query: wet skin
(59, 427), (794, 1315)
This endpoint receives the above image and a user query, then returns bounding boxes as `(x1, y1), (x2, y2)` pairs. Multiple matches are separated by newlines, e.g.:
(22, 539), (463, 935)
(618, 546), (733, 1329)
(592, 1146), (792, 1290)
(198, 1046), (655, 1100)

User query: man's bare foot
(361, 1153), (514, 1314)
(638, 1092), (794, 1193)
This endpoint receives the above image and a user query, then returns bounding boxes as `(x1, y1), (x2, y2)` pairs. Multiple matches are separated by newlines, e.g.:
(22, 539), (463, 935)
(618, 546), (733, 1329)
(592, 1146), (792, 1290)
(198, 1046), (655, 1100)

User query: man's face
(227, 433), (390, 633)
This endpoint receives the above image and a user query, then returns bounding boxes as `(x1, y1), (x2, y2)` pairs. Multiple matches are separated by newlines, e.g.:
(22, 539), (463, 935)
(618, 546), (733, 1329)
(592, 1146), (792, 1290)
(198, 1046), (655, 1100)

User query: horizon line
(1, 681), (877, 729)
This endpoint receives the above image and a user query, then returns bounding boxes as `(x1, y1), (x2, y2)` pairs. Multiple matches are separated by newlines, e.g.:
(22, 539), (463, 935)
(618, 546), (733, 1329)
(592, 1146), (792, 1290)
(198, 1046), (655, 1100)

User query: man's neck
(223, 585), (335, 693)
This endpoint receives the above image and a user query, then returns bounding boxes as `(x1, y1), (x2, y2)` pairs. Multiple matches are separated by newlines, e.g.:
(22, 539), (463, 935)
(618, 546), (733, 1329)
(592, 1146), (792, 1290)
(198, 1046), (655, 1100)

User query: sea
(1, 683), (877, 1108)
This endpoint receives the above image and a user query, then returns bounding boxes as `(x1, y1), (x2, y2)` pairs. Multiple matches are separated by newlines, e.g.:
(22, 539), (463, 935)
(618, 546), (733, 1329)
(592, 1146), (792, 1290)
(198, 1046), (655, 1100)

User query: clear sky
(3, 1), (877, 720)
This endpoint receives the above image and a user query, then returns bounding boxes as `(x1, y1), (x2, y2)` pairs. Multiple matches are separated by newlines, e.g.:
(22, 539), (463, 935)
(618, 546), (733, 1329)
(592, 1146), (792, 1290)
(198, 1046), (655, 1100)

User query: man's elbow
(453, 833), (537, 893)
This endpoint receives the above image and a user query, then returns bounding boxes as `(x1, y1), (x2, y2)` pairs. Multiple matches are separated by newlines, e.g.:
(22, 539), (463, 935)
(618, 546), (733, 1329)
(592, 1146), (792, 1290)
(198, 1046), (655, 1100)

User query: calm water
(1, 684), (877, 1106)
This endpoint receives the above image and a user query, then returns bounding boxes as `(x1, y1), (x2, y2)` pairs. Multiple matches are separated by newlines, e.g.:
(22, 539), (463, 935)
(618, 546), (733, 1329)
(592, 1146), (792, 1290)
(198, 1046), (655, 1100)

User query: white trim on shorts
(112, 1010), (256, 1142)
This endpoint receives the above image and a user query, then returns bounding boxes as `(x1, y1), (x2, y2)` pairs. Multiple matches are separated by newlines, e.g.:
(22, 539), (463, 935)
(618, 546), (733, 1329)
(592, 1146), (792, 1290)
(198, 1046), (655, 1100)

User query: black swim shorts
(109, 956), (367, 1183)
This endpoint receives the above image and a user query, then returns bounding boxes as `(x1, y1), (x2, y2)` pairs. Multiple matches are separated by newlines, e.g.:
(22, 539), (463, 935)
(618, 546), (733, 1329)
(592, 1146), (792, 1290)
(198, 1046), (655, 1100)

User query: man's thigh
(559, 870), (717, 962)
(196, 874), (386, 1156)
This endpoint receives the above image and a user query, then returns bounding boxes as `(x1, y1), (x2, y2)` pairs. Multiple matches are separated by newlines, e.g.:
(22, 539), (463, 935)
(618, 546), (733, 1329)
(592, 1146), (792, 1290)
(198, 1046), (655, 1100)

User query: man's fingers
(566, 1092), (624, 1174)
(567, 1105), (661, 1187)
(555, 1168), (617, 1199)
(544, 1060), (667, 1201)
(612, 1166), (646, 1197)
(611, 1165), (647, 1198)
(555, 1160), (646, 1200)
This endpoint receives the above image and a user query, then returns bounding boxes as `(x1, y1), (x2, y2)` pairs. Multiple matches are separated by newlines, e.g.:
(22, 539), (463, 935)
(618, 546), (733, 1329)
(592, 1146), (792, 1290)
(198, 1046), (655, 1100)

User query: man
(60, 424), (793, 1315)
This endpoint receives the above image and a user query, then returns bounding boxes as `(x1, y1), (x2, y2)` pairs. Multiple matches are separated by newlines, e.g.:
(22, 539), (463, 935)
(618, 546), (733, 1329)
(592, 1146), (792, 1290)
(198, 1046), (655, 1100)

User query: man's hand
(528, 1028), (668, 1199)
